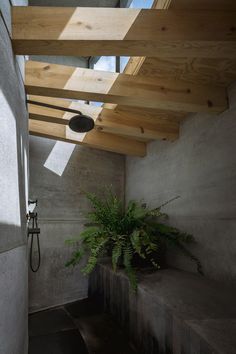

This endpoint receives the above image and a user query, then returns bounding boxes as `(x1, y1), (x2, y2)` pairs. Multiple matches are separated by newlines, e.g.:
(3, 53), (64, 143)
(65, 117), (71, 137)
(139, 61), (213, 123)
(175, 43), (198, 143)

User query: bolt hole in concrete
(29, 299), (137, 354)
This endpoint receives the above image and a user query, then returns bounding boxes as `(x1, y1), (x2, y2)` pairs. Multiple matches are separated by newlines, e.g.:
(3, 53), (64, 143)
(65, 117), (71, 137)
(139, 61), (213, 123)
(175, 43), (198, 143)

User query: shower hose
(28, 206), (41, 272)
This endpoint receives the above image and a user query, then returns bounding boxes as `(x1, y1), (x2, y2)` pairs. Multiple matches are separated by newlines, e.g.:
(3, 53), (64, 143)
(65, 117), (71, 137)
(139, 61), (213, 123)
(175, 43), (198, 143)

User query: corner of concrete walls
(125, 81), (236, 289)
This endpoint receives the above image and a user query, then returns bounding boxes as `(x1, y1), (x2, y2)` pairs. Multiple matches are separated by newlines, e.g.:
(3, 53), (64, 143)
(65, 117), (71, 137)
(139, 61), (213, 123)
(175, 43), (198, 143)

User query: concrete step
(29, 299), (137, 354)
(65, 298), (137, 354)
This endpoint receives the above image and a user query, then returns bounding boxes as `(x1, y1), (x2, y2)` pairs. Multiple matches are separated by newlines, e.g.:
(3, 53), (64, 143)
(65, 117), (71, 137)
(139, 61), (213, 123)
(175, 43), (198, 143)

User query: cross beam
(28, 95), (179, 141)
(12, 7), (236, 58)
(25, 61), (228, 114)
(29, 119), (146, 157)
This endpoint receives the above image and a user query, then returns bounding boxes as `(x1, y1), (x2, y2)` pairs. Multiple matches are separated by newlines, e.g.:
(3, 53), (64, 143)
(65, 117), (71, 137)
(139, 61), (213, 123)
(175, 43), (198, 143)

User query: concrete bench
(89, 262), (236, 354)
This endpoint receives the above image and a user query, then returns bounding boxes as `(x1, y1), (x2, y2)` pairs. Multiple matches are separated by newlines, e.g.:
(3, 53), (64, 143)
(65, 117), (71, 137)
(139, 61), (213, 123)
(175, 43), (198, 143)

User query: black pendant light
(27, 100), (95, 133)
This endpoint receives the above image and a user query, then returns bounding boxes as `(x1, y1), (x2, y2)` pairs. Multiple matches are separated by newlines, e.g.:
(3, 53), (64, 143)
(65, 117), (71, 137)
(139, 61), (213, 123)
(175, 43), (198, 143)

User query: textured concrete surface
(28, 221), (89, 312)
(0, 2), (28, 353)
(29, 299), (136, 354)
(0, 246), (28, 354)
(187, 319), (236, 354)
(29, 136), (124, 311)
(29, 330), (88, 354)
(29, 307), (88, 354)
(30, 55), (89, 68)
(69, 300), (136, 354)
(0, 13), (28, 253)
(126, 83), (236, 288)
(0, 0), (27, 34)
(90, 263), (236, 354)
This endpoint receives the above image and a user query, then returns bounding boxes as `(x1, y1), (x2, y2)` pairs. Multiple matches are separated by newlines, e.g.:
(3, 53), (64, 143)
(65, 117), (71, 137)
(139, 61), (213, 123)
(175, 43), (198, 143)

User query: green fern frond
(112, 242), (123, 271)
(130, 229), (142, 255)
(65, 250), (84, 267)
(123, 242), (137, 291)
(82, 237), (109, 274)
(65, 238), (80, 246)
(66, 190), (202, 290)
(82, 254), (98, 274)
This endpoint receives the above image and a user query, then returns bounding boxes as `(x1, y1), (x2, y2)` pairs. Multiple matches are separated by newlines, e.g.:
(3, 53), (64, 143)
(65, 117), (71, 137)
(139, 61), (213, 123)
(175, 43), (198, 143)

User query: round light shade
(68, 115), (95, 133)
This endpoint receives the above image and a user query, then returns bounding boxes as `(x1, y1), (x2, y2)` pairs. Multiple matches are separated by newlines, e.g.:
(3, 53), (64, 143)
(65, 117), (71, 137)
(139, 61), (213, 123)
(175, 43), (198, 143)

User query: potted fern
(66, 190), (203, 290)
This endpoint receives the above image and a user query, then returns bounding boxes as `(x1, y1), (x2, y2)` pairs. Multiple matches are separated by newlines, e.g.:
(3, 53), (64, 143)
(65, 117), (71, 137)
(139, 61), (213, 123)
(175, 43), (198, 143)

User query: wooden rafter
(124, 0), (236, 83)
(12, 7), (236, 58)
(132, 57), (236, 88)
(106, 0), (236, 128)
(155, 0), (236, 10)
(28, 96), (179, 141)
(21, 0), (236, 156)
(25, 60), (227, 114)
(29, 119), (146, 157)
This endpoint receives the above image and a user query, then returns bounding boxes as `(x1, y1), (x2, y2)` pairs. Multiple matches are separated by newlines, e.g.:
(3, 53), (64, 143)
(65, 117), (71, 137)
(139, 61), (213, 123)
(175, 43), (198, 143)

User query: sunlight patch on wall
(44, 141), (75, 176)
(0, 89), (21, 228)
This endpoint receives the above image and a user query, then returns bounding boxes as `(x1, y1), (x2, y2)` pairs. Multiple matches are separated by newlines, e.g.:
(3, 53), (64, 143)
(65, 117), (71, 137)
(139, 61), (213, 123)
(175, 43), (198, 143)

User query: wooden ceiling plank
(134, 57), (236, 88)
(114, 105), (186, 123)
(29, 119), (146, 157)
(164, 0), (236, 10)
(25, 61), (228, 114)
(124, 0), (236, 80)
(12, 7), (236, 58)
(113, 0), (236, 123)
(28, 95), (179, 141)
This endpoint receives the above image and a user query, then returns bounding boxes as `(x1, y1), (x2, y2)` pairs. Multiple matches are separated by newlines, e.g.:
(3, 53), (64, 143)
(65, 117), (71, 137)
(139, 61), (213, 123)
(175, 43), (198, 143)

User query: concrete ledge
(89, 262), (236, 354)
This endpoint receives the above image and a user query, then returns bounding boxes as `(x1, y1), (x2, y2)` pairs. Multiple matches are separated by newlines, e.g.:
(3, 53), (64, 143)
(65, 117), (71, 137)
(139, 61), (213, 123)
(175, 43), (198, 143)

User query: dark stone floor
(29, 298), (136, 354)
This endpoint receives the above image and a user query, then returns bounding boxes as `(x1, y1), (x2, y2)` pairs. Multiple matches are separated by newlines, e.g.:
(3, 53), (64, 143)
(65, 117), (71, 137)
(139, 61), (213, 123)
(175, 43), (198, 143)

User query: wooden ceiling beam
(107, 0), (236, 124)
(159, 0), (236, 10)
(29, 119), (146, 157)
(28, 96), (179, 141)
(12, 7), (236, 58)
(25, 61), (228, 114)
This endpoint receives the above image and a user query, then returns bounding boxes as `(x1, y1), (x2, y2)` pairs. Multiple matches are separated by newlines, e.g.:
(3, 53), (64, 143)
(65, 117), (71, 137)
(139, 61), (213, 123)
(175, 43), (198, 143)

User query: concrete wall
(126, 83), (236, 289)
(29, 136), (125, 312)
(30, 55), (89, 68)
(0, 1), (29, 353)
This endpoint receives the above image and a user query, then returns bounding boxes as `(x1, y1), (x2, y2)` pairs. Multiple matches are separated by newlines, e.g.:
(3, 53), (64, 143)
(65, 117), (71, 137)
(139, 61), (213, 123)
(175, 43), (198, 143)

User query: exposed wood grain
(21, 0), (236, 157)
(25, 61), (228, 114)
(166, 0), (236, 10)
(29, 120), (146, 157)
(115, 0), (236, 126)
(28, 95), (179, 141)
(12, 7), (236, 58)
(115, 105), (186, 123)
(136, 57), (236, 87)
